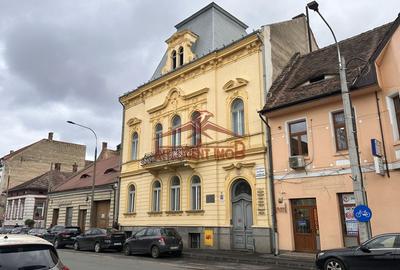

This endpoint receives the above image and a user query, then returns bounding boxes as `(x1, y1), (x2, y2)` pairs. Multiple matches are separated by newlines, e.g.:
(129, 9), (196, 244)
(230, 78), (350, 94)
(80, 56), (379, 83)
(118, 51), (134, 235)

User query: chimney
(9, 150), (14, 154)
(102, 142), (107, 151)
(48, 132), (54, 141)
(72, 163), (78, 173)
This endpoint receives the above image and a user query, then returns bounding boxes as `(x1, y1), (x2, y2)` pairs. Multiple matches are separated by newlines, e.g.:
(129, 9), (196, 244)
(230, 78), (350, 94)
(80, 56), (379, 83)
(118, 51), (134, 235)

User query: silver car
(0, 234), (69, 270)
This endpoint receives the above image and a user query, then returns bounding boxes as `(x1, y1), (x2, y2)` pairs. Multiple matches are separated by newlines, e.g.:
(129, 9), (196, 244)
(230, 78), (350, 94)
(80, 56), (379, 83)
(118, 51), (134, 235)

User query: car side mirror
(360, 245), (371, 253)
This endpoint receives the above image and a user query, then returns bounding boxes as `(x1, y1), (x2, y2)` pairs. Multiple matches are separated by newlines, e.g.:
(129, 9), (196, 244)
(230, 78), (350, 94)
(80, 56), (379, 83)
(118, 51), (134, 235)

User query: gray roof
(151, 2), (248, 80)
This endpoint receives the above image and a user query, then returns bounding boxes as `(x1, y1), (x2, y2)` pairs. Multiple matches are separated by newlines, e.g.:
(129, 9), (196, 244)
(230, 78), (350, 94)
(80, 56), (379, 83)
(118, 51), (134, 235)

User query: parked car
(123, 227), (183, 258)
(28, 228), (48, 238)
(10, 226), (31, 234)
(73, 228), (126, 253)
(316, 233), (400, 270)
(0, 234), (70, 270)
(43, 225), (82, 248)
(0, 226), (13, 234)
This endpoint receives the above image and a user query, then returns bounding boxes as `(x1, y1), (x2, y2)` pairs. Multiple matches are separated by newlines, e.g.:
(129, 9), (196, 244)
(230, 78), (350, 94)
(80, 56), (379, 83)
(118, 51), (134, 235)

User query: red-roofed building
(46, 143), (120, 231)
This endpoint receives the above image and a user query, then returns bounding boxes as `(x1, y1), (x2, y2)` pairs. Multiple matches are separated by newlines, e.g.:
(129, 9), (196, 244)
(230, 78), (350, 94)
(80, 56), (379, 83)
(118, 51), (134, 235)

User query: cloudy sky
(0, 0), (398, 159)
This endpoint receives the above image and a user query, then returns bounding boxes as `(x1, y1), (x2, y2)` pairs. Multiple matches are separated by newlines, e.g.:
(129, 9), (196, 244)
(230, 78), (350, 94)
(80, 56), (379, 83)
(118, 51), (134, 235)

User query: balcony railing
(140, 148), (191, 166)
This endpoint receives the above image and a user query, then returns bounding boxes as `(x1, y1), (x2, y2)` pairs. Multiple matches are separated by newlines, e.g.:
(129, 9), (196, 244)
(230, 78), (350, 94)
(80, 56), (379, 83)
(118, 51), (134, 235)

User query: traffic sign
(354, 205), (372, 222)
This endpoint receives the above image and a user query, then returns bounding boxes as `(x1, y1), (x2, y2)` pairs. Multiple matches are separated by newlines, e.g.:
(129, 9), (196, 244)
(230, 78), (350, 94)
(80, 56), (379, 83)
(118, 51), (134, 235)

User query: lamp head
(307, 1), (319, 12)
(67, 120), (75, 125)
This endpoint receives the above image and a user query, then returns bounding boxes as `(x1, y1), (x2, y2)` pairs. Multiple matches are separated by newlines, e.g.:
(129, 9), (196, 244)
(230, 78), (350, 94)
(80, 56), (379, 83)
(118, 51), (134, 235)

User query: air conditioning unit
(289, 155), (306, 169)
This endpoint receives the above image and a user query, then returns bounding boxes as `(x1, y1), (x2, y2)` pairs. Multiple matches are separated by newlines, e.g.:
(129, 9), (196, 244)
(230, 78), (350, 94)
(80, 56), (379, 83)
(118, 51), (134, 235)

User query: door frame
(291, 198), (319, 252)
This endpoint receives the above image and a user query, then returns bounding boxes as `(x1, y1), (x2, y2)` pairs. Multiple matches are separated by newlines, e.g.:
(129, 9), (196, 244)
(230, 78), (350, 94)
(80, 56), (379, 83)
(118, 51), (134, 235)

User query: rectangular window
(394, 95), (400, 136)
(191, 185), (201, 210)
(18, 199), (25, 219)
(54, 163), (61, 171)
(289, 120), (308, 156)
(171, 187), (180, 211)
(65, 207), (73, 226)
(189, 233), (201, 248)
(332, 111), (348, 151)
(338, 193), (359, 247)
(6, 200), (12, 220)
(12, 200), (18, 220)
(33, 199), (46, 220)
(153, 189), (161, 212)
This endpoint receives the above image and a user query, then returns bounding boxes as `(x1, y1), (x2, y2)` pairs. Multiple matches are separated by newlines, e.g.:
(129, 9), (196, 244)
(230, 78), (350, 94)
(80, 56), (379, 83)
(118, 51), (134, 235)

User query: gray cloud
(0, 0), (399, 158)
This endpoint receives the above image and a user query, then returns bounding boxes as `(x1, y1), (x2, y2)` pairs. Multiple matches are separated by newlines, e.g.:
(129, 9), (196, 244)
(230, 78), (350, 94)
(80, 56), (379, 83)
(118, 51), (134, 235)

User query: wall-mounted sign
(371, 139), (382, 157)
(255, 166), (266, 179)
(373, 156), (385, 176)
(204, 229), (214, 246)
(206, 194), (215, 203)
(256, 188), (266, 215)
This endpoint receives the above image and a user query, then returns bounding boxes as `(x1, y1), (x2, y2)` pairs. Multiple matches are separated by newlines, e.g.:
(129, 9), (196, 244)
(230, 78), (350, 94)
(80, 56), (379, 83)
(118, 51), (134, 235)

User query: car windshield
(162, 228), (178, 237)
(0, 244), (58, 270)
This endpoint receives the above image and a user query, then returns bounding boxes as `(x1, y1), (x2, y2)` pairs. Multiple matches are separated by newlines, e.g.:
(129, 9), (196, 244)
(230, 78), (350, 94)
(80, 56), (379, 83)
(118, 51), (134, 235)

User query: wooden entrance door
(291, 198), (318, 252)
(94, 200), (110, 229)
(78, 209), (87, 231)
(51, 209), (59, 226)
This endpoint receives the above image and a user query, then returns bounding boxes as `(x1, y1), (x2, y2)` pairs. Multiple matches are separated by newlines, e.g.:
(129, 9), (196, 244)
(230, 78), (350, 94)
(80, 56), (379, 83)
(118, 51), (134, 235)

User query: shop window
(339, 193), (359, 247)
(65, 207), (73, 226)
(332, 111), (348, 151)
(289, 120), (308, 156)
(189, 233), (200, 248)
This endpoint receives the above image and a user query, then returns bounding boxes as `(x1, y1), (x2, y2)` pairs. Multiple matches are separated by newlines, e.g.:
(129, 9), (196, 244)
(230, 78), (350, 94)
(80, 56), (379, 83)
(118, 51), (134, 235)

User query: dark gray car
(123, 227), (183, 258)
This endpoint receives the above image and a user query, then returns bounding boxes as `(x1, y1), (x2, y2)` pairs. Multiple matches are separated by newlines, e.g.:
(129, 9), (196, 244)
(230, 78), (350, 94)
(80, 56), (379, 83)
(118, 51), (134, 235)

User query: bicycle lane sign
(353, 205), (372, 222)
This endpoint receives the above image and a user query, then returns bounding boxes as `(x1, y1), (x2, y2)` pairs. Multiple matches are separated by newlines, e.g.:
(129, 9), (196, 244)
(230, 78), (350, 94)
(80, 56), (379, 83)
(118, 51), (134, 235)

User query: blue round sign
(353, 205), (372, 222)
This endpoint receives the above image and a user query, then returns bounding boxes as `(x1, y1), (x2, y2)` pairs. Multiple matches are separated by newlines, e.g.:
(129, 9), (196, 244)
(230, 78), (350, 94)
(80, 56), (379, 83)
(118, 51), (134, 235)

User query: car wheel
(73, 241), (80, 251)
(151, 246), (160, 258)
(123, 245), (131, 256)
(324, 258), (346, 270)
(94, 242), (101, 253)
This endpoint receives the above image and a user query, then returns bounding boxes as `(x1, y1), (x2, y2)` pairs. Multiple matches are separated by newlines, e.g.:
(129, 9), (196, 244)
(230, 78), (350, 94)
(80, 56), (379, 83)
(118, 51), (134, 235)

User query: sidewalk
(183, 249), (316, 270)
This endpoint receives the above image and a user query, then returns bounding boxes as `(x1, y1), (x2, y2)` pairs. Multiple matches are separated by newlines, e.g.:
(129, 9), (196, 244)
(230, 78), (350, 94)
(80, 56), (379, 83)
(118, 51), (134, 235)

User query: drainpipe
(374, 91), (390, 177)
(257, 30), (279, 255)
(118, 99), (126, 230)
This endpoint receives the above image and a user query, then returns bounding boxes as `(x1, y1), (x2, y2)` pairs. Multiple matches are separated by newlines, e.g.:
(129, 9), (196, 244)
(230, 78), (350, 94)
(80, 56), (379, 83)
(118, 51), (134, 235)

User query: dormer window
(300, 74), (335, 87)
(178, 46), (184, 66)
(104, 168), (117, 174)
(80, 173), (90, 179)
(172, 50), (177, 69)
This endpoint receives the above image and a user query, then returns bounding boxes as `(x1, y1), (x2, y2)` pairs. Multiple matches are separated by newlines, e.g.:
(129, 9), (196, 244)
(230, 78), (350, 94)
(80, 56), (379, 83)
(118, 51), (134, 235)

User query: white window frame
(191, 176), (201, 210)
(386, 91), (400, 141)
(231, 99), (244, 136)
(286, 118), (309, 157)
(170, 177), (180, 211)
(18, 198), (25, 219)
(152, 181), (161, 212)
(128, 185), (135, 213)
(131, 132), (139, 160)
(155, 124), (163, 152)
(172, 116), (181, 148)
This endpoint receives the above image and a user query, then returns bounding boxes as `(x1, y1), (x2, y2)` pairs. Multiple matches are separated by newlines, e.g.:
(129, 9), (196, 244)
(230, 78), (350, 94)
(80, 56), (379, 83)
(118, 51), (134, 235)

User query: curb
(183, 252), (316, 270)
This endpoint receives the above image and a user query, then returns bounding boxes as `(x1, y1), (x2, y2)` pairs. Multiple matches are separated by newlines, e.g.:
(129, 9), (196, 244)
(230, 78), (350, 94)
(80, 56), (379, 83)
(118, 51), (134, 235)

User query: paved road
(58, 249), (293, 270)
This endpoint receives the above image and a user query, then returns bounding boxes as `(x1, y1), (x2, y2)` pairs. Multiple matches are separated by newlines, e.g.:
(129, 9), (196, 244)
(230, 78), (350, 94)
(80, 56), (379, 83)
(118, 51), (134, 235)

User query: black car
(123, 227), (183, 258)
(73, 228), (126, 253)
(316, 233), (400, 270)
(43, 225), (82, 248)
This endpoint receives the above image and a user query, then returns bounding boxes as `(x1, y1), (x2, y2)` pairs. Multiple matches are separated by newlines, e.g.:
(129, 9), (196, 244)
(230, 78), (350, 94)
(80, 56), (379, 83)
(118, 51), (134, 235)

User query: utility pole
(307, 1), (371, 243)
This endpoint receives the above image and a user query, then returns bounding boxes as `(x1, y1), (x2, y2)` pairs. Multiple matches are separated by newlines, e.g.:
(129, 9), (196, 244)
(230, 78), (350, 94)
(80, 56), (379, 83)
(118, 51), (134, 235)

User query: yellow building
(118, 3), (314, 252)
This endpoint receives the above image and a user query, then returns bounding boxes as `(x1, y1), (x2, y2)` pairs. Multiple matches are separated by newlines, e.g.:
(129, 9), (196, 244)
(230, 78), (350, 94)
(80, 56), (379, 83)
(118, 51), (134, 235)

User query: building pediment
(223, 78), (249, 92)
(126, 117), (142, 127)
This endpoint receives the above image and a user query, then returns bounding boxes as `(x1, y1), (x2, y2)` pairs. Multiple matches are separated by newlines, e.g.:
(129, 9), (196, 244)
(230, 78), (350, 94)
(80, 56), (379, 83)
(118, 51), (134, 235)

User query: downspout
(257, 30), (278, 255)
(117, 99), (126, 229)
(374, 91), (390, 177)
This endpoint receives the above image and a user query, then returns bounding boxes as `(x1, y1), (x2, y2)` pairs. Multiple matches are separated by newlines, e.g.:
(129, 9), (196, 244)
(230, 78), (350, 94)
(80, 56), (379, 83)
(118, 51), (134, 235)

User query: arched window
(128, 185), (135, 213)
(131, 132), (139, 160)
(231, 99), (244, 136)
(191, 176), (201, 210)
(155, 123), (163, 153)
(172, 50), (177, 69)
(170, 176), (180, 211)
(152, 181), (161, 212)
(171, 115), (181, 148)
(178, 46), (184, 66)
(191, 111), (201, 146)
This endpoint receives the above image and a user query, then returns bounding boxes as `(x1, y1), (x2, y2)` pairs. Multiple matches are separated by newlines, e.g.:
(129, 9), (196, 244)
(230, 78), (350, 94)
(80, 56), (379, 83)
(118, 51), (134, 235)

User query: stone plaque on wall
(206, 194), (215, 203)
(256, 188), (266, 215)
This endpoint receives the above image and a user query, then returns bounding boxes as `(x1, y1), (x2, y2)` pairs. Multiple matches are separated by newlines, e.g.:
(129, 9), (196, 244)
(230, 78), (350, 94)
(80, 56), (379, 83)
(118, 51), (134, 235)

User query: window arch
(170, 176), (180, 211)
(152, 180), (161, 212)
(191, 111), (201, 146)
(131, 132), (139, 160)
(171, 115), (181, 148)
(155, 123), (163, 153)
(191, 175), (201, 210)
(178, 46), (184, 66)
(231, 99), (244, 136)
(172, 50), (177, 69)
(128, 185), (135, 213)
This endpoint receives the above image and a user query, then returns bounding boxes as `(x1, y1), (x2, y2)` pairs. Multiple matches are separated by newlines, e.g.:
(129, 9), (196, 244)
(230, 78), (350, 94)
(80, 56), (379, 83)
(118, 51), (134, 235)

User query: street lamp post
(307, 1), (372, 243)
(67, 121), (98, 228)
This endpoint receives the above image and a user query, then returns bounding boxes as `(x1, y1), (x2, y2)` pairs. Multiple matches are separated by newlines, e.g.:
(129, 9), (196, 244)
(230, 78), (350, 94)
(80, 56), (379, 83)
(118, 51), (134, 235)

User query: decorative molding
(223, 162), (256, 171)
(147, 87), (209, 114)
(126, 117), (142, 127)
(223, 78), (249, 92)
